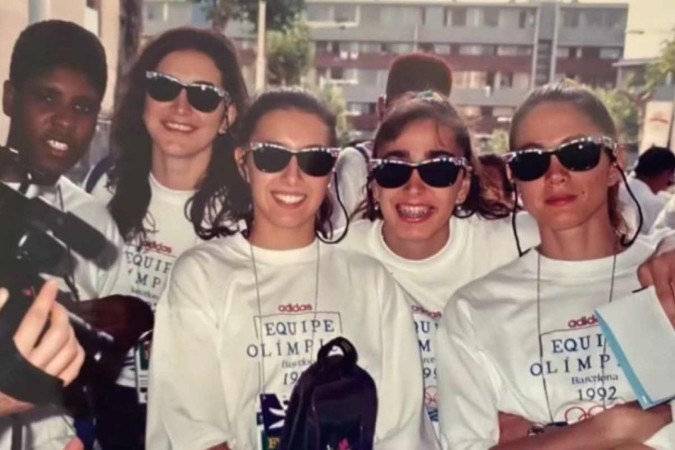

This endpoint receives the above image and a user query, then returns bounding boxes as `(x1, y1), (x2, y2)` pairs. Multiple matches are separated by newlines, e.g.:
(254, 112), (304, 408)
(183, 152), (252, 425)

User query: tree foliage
(593, 87), (640, 143)
(317, 85), (351, 145)
(644, 35), (675, 92)
(266, 22), (312, 86)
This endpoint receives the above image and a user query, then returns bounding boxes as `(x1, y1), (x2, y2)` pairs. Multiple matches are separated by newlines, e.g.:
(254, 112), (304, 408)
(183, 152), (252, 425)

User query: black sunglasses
(504, 136), (618, 182)
(246, 142), (340, 177)
(370, 156), (470, 189)
(145, 71), (231, 113)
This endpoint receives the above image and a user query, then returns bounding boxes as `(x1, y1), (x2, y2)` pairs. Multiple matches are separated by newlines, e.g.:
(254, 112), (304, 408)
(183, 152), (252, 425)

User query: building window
(419, 43), (434, 53)
(519, 10), (534, 28)
(562, 9), (580, 28)
(582, 47), (600, 59)
(315, 41), (331, 53)
(360, 42), (383, 53)
(447, 7), (467, 26)
(335, 5), (357, 23)
(459, 45), (494, 56)
(499, 72), (514, 88)
(600, 48), (622, 59)
(435, 44), (451, 55)
(585, 10), (604, 28)
(307, 4), (330, 22)
(497, 46), (531, 56)
(556, 47), (570, 58)
(391, 43), (414, 54)
(483, 8), (500, 27)
(330, 67), (344, 80)
(347, 102), (373, 115)
(604, 10), (626, 29)
(381, 6), (421, 25)
(360, 5), (379, 22)
(146, 3), (162, 20)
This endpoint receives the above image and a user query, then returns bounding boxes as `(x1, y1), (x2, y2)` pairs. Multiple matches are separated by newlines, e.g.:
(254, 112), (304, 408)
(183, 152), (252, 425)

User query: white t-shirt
(338, 214), (539, 435)
(436, 232), (675, 450)
(147, 233), (438, 450)
(89, 172), (204, 387)
(330, 143), (370, 230)
(0, 176), (127, 450)
(619, 177), (670, 234)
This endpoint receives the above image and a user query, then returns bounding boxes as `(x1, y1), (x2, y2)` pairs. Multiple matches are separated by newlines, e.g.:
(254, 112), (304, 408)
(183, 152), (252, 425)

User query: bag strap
(317, 336), (358, 366)
(84, 155), (113, 194)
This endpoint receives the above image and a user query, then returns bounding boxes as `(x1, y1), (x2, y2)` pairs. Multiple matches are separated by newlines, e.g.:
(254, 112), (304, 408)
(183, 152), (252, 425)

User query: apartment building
(142, 0), (628, 137)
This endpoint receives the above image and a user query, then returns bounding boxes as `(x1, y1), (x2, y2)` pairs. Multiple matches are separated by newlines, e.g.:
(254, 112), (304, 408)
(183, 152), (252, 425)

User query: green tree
(266, 22), (312, 86)
(317, 84), (351, 145)
(644, 35), (675, 92)
(194, 0), (304, 32)
(593, 87), (640, 143)
(484, 129), (510, 154)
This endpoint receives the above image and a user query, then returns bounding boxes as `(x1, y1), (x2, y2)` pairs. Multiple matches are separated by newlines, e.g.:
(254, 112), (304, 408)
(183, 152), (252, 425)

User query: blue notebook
(596, 286), (675, 409)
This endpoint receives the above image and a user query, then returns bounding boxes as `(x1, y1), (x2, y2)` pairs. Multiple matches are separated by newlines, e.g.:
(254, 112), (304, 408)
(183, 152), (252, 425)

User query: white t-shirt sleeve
(146, 254), (233, 450)
(374, 267), (440, 449)
(436, 292), (502, 450)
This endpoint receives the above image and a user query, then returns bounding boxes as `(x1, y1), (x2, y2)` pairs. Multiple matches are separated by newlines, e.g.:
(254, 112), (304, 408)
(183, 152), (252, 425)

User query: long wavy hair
(363, 98), (511, 221)
(203, 88), (338, 240)
(107, 27), (249, 242)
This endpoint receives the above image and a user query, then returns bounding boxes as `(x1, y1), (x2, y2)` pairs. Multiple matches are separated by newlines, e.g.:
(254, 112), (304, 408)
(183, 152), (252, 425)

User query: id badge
(134, 330), (153, 404)
(258, 393), (285, 450)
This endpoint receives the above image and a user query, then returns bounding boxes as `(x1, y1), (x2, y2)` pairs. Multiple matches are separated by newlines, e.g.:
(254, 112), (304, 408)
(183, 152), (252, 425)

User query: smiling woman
(146, 88), (438, 450)
(84, 27), (249, 449)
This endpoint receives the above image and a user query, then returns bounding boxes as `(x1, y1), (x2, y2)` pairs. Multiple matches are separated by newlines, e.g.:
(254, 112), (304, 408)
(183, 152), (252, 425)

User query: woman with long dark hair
(87, 27), (248, 449)
(436, 82), (675, 448)
(147, 88), (437, 449)
(339, 95), (538, 438)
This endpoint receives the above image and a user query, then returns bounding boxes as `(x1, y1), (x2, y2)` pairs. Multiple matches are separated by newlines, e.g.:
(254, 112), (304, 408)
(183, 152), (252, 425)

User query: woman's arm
(491, 402), (672, 450)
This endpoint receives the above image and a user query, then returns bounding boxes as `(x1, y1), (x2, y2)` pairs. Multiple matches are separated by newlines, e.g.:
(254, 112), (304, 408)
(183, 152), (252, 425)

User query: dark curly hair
(106, 27), (248, 242)
(363, 97), (510, 221)
(203, 87), (338, 240)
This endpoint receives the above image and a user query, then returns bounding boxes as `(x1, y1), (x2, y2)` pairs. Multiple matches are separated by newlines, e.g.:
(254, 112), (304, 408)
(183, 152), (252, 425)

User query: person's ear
(234, 147), (249, 182)
(609, 145), (627, 187)
(456, 171), (472, 206)
(3, 80), (16, 117)
(218, 104), (238, 134)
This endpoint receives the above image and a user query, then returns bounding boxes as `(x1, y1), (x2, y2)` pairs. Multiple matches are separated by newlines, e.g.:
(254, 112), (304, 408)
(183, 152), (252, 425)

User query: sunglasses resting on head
(245, 142), (341, 177)
(145, 70), (231, 113)
(504, 136), (618, 182)
(370, 155), (471, 189)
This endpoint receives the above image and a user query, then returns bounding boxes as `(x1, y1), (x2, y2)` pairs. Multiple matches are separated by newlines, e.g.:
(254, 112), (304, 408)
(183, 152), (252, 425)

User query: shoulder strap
(84, 156), (113, 194)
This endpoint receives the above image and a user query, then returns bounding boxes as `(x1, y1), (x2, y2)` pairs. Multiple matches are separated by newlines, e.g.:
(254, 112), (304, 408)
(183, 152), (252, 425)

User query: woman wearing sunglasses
(146, 88), (437, 450)
(436, 82), (675, 449)
(87, 28), (248, 449)
(339, 96), (540, 439)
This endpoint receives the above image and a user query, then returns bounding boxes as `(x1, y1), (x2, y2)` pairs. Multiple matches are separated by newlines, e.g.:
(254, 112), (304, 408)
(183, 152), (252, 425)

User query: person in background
(479, 153), (516, 210)
(333, 53), (454, 228)
(0, 20), (126, 449)
(85, 27), (248, 450)
(619, 145), (675, 233)
(436, 82), (674, 449)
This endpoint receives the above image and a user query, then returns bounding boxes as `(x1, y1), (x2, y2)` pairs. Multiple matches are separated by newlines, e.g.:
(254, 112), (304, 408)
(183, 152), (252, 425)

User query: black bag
(279, 337), (378, 450)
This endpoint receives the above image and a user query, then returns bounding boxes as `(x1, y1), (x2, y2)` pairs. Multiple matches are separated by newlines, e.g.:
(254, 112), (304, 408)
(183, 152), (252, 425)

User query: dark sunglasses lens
(509, 152), (551, 182)
(186, 87), (222, 113)
(373, 163), (413, 188)
(418, 161), (461, 187)
(146, 76), (181, 102)
(297, 151), (336, 177)
(252, 145), (292, 173)
(557, 141), (603, 172)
